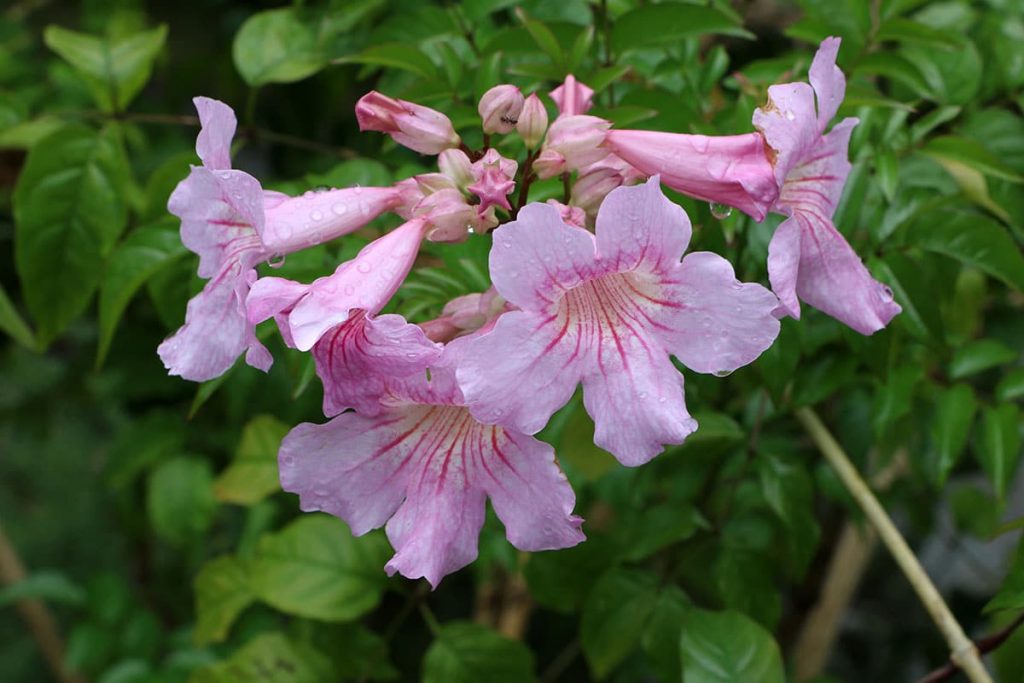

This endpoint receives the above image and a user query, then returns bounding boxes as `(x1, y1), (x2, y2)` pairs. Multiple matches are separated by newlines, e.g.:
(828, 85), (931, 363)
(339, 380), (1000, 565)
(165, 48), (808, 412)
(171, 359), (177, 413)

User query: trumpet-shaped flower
(457, 179), (780, 465)
(278, 337), (585, 587)
(753, 37), (901, 334)
(158, 97), (402, 381)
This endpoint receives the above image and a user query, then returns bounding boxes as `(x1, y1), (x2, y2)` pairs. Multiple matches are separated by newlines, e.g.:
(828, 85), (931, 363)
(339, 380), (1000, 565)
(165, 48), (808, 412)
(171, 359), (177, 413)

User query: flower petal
(476, 430), (584, 551)
(489, 203), (598, 311)
(314, 312), (441, 417)
(752, 82), (819, 187)
(594, 177), (691, 273)
(766, 214), (802, 319)
(604, 130), (779, 221)
(260, 187), (401, 254)
(459, 310), (589, 434)
(779, 117), (857, 218)
(193, 96), (235, 171)
(809, 36), (845, 130)
(581, 331), (696, 466)
(158, 258), (269, 381)
(658, 251), (780, 375)
(769, 212), (902, 334)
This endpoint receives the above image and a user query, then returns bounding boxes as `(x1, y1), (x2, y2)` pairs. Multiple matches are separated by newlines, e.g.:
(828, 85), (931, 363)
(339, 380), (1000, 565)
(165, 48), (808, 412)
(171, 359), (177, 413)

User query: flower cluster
(161, 38), (899, 586)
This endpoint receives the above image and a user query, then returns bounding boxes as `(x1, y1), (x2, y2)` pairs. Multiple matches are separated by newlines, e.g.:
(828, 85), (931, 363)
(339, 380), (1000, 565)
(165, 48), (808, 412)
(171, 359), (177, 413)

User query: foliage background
(1, 0), (1023, 681)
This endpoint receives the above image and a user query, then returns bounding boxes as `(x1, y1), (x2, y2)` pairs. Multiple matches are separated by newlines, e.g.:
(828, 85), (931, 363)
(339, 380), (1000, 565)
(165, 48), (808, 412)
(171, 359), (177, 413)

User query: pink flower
(278, 337), (585, 587)
(457, 179), (780, 465)
(158, 97), (401, 382)
(534, 115), (611, 179)
(570, 166), (623, 216)
(603, 129), (779, 221)
(247, 217), (430, 352)
(550, 75), (594, 117)
(478, 84), (525, 135)
(753, 37), (901, 334)
(356, 91), (461, 155)
(468, 149), (517, 214)
(420, 289), (508, 343)
(545, 200), (587, 229)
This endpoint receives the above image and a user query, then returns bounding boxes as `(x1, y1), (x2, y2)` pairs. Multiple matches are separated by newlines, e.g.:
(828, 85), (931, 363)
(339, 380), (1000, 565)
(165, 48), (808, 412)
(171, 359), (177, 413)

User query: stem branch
(795, 408), (993, 683)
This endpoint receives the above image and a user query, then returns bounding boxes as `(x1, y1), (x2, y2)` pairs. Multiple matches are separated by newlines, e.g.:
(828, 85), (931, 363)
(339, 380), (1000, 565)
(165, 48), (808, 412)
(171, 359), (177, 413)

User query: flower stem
(795, 407), (994, 683)
(418, 599), (442, 636)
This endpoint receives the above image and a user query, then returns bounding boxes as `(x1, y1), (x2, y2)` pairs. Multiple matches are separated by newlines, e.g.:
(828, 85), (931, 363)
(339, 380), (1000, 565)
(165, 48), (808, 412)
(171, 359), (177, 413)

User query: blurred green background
(1, 0), (1023, 681)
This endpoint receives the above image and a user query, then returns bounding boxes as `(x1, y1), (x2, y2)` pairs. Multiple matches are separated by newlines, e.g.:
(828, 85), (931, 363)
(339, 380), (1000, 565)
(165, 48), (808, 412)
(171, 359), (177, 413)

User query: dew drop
(311, 210), (324, 222)
(691, 135), (709, 153)
(267, 253), (286, 268)
(658, 396), (667, 404)
(638, 391), (648, 400)
(785, 110), (796, 121)
(713, 369), (733, 378)
(332, 202), (348, 216)
(357, 262), (372, 274)
(303, 190), (315, 199)
(710, 202), (733, 219)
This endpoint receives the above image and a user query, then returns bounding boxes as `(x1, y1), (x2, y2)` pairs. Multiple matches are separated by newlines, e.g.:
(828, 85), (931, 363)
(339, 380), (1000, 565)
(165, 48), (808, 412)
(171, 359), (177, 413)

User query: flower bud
(415, 172), (458, 195)
(516, 93), (548, 149)
(550, 75), (594, 117)
(415, 189), (478, 243)
(468, 149), (518, 213)
(571, 167), (623, 215)
(438, 148), (474, 189)
(535, 115), (611, 178)
(478, 84), (525, 135)
(355, 91), (460, 155)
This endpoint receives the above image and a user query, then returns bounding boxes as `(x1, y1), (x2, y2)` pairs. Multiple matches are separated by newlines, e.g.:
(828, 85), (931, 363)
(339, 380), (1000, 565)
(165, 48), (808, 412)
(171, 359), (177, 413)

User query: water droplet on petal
(303, 190), (315, 199)
(310, 210), (324, 222)
(713, 369), (733, 378)
(709, 202), (733, 219)
(691, 135), (709, 154)
(785, 110), (796, 121)
(357, 262), (372, 274)
(267, 253), (286, 268)
(638, 391), (647, 400)
(332, 203), (348, 216)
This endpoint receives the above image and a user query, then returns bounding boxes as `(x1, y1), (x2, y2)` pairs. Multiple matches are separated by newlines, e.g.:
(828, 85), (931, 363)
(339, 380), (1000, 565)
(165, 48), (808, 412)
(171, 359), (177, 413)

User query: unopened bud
(535, 115), (611, 178)
(571, 167), (623, 215)
(516, 93), (548, 149)
(550, 75), (594, 117)
(438, 149), (474, 189)
(478, 84), (525, 135)
(355, 91), (460, 155)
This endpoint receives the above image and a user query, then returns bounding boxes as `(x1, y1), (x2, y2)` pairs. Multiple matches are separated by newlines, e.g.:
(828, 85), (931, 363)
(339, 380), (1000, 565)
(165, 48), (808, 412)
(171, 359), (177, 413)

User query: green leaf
(522, 539), (614, 613)
(680, 608), (785, 683)
(581, 568), (659, 679)
(514, 9), (565, 68)
(422, 622), (535, 683)
(923, 136), (1024, 183)
(875, 149), (899, 202)
(758, 454), (821, 576)
(0, 571), (86, 607)
(192, 632), (333, 683)
(0, 282), (36, 350)
(877, 18), (966, 48)
(612, 4), (753, 51)
(214, 415), (289, 506)
(335, 43), (440, 80)
(855, 52), (934, 100)
(620, 503), (704, 561)
(986, 540), (1024, 613)
(930, 384), (978, 487)
(906, 209), (1024, 292)
(249, 514), (391, 622)
(232, 8), (325, 86)
(146, 456), (217, 546)
(44, 25), (167, 111)
(641, 585), (689, 683)
(949, 340), (1018, 379)
(97, 222), (187, 365)
(997, 368), (1024, 402)
(714, 547), (781, 628)
(873, 364), (922, 435)
(194, 556), (254, 646)
(975, 404), (1022, 501)
(14, 125), (129, 346)
(873, 254), (943, 342)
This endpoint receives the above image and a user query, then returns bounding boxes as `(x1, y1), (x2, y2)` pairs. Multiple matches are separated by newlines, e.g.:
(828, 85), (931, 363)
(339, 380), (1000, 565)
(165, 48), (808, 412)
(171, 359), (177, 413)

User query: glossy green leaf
(0, 571), (86, 607)
(422, 622), (535, 683)
(232, 9), (324, 86)
(930, 384), (978, 487)
(192, 632), (333, 683)
(522, 539), (614, 613)
(975, 404), (1022, 500)
(986, 540), (1024, 613)
(335, 43), (440, 80)
(194, 555), (254, 646)
(581, 568), (659, 678)
(906, 209), (1024, 292)
(997, 368), (1024, 402)
(97, 222), (187, 366)
(14, 125), (129, 346)
(680, 608), (785, 683)
(44, 25), (167, 111)
(949, 339), (1018, 379)
(923, 136), (1024, 183)
(611, 4), (753, 52)
(214, 415), (289, 506)
(146, 457), (217, 546)
(758, 454), (821, 576)
(641, 585), (689, 683)
(249, 515), (391, 622)
(877, 18), (965, 48)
